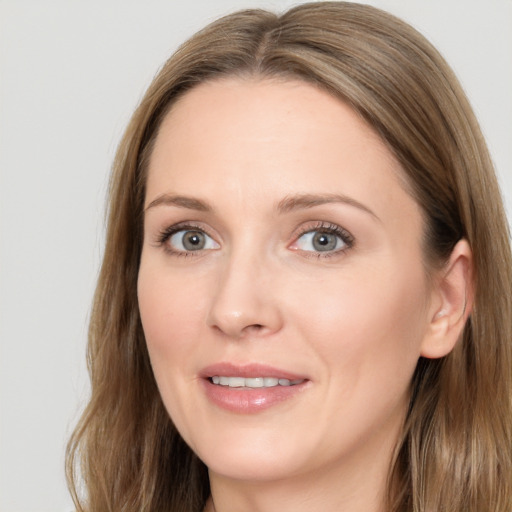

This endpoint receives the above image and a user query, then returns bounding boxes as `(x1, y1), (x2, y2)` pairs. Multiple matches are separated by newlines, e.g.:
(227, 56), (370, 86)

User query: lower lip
(201, 379), (309, 413)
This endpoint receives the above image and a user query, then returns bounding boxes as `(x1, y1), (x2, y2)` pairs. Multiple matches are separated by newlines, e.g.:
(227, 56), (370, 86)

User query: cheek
(137, 263), (206, 366)
(289, 266), (428, 454)
(288, 260), (428, 383)
(137, 262), (211, 440)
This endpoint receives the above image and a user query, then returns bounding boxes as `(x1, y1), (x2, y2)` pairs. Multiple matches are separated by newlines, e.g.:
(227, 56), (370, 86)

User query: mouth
(210, 376), (305, 388)
(200, 363), (309, 413)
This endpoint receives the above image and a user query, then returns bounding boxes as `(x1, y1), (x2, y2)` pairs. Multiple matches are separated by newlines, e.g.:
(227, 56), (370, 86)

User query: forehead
(151, 77), (391, 169)
(145, 77), (419, 227)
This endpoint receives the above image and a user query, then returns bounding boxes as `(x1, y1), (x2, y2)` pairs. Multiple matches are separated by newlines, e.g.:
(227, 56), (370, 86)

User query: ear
(420, 239), (474, 359)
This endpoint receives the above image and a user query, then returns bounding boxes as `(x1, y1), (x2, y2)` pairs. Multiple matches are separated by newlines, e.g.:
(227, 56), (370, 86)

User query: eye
(167, 228), (219, 253)
(290, 223), (353, 254)
(295, 231), (345, 252)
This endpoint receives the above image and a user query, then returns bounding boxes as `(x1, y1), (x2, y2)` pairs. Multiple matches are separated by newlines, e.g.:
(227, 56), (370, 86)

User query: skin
(138, 78), (472, 512)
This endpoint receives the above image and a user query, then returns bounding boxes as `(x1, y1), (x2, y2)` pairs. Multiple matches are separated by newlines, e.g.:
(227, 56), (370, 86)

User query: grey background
(1, 1), (510, 511)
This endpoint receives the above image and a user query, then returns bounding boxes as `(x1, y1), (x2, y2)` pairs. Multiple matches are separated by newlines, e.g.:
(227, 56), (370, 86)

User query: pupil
(183, 231), (205, 250)
(313, 232), (336, 251)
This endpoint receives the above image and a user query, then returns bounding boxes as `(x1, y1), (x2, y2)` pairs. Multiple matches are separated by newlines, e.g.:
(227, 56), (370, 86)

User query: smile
(200, 363), (310, 413)
(210, 376), (305, 388)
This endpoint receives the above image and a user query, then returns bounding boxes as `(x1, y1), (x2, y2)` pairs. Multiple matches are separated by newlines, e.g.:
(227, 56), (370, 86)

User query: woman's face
(138, 78), (435, 484)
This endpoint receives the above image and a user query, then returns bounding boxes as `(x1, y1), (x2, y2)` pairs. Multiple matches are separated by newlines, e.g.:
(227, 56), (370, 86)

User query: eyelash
(156, 222), (215, 258)
(292, 221), (355, 259)
(155, 221), (355, 258)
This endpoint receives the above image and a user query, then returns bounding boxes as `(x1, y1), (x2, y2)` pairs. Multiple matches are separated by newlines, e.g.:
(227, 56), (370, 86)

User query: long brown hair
(66, 3), (512, 511)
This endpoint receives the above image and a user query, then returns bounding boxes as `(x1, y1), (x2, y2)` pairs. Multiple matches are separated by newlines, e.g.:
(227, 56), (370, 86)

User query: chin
(203, 448), (304, 483)
(185, 422), (324, 484)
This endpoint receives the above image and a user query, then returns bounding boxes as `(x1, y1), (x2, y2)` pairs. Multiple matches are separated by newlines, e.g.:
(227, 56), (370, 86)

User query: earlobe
(420, 239), (474, 359)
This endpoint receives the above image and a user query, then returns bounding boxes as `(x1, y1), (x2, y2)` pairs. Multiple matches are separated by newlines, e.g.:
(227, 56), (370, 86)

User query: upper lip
(200, 362), (308, 381)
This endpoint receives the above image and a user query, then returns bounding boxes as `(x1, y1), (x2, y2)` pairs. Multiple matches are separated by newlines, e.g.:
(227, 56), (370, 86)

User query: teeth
(245, 377), (264, 388)
(226, 376), (245, 387)
(211, 376), (304, 388)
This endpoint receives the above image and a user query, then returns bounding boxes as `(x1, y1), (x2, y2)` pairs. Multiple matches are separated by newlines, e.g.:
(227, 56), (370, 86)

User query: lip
(200, 362), (307, 380)
(199, 362), (310, 414)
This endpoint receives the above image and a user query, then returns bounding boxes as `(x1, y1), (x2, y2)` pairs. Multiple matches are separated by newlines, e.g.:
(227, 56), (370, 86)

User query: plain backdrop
(0, 1), (511, 511)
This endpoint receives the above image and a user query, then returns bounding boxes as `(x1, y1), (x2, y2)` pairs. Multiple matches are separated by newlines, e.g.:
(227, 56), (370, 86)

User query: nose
(206, 250), (283, 339)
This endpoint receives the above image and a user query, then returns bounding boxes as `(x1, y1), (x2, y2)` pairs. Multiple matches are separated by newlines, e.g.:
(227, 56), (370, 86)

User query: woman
(66, 2), (512, 511)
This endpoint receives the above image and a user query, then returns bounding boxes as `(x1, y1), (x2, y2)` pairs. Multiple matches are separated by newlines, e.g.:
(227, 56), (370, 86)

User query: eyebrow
(144, 192), (379, 221)
(276, 193), (380, 220)
(145, 194), (213, 213)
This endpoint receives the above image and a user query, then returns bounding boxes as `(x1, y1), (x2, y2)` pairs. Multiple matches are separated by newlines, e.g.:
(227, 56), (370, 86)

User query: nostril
(242, 324), (265, 335)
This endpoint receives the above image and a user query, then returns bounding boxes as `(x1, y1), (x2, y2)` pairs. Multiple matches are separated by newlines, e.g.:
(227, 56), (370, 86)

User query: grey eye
(295, 230), (347, 252)
(312, 232), (338, 251)
(169, 230), (218, 252)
